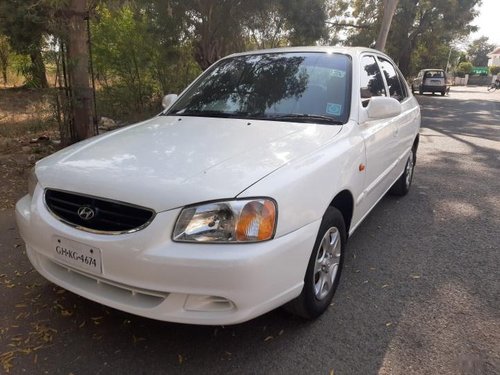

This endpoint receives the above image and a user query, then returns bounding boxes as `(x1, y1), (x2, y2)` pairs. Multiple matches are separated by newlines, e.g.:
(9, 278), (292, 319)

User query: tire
(390, 147), (416, 196)
(411, 85), (415, 94)
(418, 86), (423, 95)
(440, 90), (446, 96)
(285, 207), (346, 319)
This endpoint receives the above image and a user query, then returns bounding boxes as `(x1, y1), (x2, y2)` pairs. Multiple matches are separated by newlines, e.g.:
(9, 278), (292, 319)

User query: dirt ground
(0, 88), (63, 211)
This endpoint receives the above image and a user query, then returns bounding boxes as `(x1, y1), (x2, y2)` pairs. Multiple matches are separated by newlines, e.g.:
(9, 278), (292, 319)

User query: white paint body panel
(36, 117), (341, 211)
(16, 47), (421, 324)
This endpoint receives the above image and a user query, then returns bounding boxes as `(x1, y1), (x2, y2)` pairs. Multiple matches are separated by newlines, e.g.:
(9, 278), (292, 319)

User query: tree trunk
(375, 0), (399, 52)
(66, 0), (95, 143)
(29, 49), (48, 88)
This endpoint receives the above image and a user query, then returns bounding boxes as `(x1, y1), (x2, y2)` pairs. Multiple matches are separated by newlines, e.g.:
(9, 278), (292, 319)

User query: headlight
(28, 167), (38, 196)
(173, 198), (277, 243)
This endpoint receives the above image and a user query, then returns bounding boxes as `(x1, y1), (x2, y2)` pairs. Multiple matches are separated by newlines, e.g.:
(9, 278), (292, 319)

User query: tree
(279, 0), (327, 46)
(467, 36), (495, 67)
(0, 35), (10, 85)
(375, 0), (398, 51)
(456, 61), (473, 77)
(489, 66), (500, 76)
(387, 0), (480, 75)
(179, 0), (327, 70)
(346, 0), (481, 76)
(182, 0), (247, 70)
(0, 0), (50, 88)
(65, 0), (96, 142)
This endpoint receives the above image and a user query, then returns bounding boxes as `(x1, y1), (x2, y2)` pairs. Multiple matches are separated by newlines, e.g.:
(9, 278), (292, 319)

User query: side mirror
(366, 96), (401, 119)
(162, 94), (178, 110)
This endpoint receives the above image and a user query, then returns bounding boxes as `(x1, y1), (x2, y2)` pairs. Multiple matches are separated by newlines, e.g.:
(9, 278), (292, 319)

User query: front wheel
(390, 147), (416, 196)
(285, 207), (346, 319)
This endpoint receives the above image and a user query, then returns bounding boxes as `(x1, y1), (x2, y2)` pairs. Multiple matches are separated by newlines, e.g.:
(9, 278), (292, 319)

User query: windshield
(167, 52), (352, 124)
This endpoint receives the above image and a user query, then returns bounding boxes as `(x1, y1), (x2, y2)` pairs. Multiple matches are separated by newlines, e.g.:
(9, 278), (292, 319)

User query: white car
(16, 47), (420, 325)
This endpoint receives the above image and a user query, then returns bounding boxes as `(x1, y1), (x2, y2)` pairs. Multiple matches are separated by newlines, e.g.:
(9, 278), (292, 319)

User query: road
(1, 86), (499, 375)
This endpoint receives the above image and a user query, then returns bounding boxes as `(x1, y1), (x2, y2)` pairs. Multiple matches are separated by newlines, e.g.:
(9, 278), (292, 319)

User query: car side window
(378, 57), (406, 102)
(360, 55), (386, 107)
(397, 70), (409, 98)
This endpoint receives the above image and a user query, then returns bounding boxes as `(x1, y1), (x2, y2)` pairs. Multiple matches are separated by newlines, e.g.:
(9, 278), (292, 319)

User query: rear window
(423, 71), (445, 78)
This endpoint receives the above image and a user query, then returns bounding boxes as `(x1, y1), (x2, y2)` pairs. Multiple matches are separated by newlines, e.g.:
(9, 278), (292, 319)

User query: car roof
(225, 46), (389, 59)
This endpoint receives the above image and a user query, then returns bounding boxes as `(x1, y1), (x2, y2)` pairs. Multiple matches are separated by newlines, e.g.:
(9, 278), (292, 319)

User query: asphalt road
(1, 86), (499, 375)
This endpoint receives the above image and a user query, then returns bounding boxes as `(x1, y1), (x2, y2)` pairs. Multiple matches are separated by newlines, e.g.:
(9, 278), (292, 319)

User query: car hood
(36, 116), (342, 211)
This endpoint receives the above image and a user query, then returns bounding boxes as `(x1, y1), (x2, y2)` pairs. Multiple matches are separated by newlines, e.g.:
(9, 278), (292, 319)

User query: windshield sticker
(326, 103), (342, 116)
(331, 70), (346, 78)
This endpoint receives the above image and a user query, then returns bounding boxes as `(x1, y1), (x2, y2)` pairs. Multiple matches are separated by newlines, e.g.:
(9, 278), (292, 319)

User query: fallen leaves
(91, 316), (104, 325)
(0, 322), (57, 373)
(0, 351), (15, 373)
(132, 335), (146, 344)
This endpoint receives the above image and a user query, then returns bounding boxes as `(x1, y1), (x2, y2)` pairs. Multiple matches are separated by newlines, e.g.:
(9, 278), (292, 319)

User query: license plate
(53, 236), (102, 274)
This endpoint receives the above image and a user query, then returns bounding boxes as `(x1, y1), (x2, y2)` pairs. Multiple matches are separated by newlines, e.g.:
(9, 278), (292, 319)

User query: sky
(470, 0), (500, 46)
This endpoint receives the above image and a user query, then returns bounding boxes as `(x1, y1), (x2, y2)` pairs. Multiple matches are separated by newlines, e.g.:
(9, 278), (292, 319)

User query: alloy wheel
(313, 227), (341, 300)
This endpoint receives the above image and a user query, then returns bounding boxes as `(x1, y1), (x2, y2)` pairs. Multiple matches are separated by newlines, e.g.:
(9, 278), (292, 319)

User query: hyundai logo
(77, 206), (96, 220)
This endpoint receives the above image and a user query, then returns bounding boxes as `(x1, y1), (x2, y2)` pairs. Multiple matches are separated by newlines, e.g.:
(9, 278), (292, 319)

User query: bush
(490, 66), (500, 75)
(455, 61), (473, 77)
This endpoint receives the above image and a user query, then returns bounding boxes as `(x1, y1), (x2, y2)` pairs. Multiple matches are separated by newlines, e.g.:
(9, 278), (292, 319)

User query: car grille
(44, 189), (155, 234)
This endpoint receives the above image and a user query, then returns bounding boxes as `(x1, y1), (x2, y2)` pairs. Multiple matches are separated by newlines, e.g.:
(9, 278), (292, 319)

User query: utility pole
(375, 0), (399, 52)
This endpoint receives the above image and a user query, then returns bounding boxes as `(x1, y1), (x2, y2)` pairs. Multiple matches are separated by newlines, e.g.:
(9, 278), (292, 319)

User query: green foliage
(490, 66), (500, 75)
(0, 0), (50, 87)
(91, 4), (201, 120)
(346, 0), (481, 76)
(179, 0), (327, 69)
(279, 0), (327, 45)
(456, 61), (473, 77)
(467, 37), (496, 67)
(91, 0), (327, 119)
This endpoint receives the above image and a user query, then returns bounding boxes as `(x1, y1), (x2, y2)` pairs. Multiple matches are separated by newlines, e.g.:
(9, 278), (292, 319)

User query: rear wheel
(285, 207), (346, 319)
(440, 90), (446, 96)
(418, 86), (423, 95)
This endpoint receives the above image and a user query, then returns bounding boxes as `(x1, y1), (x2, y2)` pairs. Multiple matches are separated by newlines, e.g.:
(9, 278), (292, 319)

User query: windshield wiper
(165, 109), (257, 119)
(268, 114), (344, 125)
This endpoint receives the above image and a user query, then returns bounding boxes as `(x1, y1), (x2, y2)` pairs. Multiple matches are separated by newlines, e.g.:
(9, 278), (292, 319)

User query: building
(487, 47), (500, 66)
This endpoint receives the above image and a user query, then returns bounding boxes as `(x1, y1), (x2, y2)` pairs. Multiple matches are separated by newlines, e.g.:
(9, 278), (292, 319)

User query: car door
(357, 54), (398, 215)
(377, 56), (419, 175)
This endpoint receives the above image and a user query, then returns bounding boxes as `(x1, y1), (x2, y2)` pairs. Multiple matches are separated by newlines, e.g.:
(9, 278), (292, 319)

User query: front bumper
(15, 188), (320, 325)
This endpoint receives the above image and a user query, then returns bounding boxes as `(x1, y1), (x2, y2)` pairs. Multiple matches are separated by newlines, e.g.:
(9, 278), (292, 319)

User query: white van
(411, 69), (447, 96)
